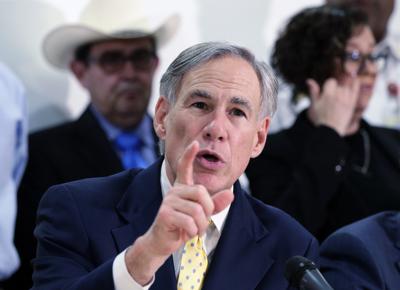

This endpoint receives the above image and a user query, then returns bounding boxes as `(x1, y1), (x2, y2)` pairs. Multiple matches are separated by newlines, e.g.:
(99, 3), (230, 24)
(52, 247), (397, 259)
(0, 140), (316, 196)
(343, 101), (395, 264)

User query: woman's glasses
(342, 50), (387, 75)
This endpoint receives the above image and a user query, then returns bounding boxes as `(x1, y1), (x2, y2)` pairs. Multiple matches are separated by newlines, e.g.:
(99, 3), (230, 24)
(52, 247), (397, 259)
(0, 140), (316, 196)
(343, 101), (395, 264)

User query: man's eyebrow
(231, 96), (252, 111)
(188, 90), (253, 111)
(189, 89), (212, 99)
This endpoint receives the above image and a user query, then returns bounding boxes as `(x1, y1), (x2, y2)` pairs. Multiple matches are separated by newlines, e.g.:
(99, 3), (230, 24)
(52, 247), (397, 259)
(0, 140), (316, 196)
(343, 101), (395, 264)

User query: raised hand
(125, 141), (233, 285)
(306, 76), (360, 136)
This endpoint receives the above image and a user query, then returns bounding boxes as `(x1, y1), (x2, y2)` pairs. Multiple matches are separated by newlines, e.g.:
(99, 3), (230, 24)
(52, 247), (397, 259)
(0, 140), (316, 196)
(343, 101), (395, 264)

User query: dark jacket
(320, 211), (400, 290)
(32, 159), (319, 290)
(246, 110), (400, 241)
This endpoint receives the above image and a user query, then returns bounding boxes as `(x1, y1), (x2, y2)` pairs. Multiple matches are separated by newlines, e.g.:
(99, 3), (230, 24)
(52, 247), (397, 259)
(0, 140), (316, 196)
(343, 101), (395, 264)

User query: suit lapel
(112, 159), (177, 289)
(111, 166), (276, 290)
(203, 184), (274, 290)
(74, 107), (123, 175)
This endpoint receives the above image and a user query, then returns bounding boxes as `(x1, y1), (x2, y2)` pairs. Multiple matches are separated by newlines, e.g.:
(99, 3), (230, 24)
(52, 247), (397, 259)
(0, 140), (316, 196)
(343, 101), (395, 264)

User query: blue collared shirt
(90, 106), (158, 167)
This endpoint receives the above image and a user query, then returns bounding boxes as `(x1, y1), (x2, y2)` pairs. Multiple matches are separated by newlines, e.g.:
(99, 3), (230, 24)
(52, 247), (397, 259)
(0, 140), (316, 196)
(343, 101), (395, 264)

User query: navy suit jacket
(320, 211), (400, 290)
(32, 159), (318, 290)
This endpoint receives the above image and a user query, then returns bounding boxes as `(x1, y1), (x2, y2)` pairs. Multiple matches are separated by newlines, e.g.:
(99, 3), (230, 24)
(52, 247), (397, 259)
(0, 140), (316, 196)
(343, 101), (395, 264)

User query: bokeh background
(1, 0), (399, 132)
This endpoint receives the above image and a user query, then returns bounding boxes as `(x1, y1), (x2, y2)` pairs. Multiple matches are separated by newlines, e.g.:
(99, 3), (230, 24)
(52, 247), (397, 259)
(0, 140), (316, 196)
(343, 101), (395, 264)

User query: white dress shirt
(113, 161), (231, 290)
(0, 63), (27, 280)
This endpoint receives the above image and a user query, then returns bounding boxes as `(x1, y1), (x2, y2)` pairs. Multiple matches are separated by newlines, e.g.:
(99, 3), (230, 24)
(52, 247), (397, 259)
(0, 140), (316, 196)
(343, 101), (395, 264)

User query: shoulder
(0, 62), (24, 90)
(28, 119), (81, 155)
(29, 119), (78, 147)
(40, 169), (141, 209)
(319, 213), (395, 290)
(320, 212), (395, 259)
(324, 212), (395, 245)
(30, 120), (76, 141)
(367, 122), (400, 137)
(0, 63), (25, 105)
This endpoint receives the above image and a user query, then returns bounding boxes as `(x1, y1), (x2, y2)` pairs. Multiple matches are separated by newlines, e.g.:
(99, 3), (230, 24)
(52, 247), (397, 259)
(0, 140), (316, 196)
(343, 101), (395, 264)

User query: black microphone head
(285, 256), (317, 287)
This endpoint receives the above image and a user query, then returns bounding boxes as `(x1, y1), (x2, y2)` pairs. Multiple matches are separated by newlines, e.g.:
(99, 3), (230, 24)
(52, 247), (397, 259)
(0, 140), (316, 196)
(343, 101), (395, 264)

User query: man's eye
(231, 108), (246, 117)
(192, 102), (208, 110)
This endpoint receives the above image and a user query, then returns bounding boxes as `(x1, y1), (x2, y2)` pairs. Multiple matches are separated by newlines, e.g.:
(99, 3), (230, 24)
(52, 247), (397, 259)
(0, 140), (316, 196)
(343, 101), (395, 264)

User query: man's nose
(120, 60), (137, 79)
(203, 112), (228, 142)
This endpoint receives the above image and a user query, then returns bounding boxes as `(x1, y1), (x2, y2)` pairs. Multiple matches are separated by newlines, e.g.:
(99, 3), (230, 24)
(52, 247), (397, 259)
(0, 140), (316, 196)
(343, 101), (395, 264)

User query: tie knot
(114, 132), (142, 151)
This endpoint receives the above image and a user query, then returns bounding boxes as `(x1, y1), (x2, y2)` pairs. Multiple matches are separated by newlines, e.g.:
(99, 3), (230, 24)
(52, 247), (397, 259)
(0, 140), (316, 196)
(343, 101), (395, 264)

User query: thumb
(211, 190), (234, 215)
(306, 78), (320, 102)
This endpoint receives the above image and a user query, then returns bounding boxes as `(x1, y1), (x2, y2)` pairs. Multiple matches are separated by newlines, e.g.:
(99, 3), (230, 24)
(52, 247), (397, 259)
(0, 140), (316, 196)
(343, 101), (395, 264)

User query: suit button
(335, 158), (346, 173)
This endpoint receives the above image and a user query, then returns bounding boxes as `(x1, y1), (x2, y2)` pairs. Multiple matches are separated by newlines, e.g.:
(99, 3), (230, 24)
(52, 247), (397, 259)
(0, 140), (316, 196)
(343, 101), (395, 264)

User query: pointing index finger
(175, 141), (199, 185)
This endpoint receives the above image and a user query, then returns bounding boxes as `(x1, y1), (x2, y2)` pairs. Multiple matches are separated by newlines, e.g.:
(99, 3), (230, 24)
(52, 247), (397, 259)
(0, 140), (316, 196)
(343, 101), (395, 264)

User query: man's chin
(194, 174), (232, 196)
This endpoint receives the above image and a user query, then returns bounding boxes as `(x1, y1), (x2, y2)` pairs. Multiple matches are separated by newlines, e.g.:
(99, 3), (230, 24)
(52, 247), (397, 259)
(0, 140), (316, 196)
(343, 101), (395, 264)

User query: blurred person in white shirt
(0, 62), (27, 282)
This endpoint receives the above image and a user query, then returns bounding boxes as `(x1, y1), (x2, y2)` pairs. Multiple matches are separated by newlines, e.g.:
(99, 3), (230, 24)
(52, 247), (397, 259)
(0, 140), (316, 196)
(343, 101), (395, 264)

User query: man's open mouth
(196, 150), (225, 170)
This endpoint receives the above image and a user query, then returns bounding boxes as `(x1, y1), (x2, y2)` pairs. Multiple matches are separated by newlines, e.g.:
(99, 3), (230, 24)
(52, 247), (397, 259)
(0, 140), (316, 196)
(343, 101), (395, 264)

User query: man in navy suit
(32, 42), (319, 290)
(320, 211), (400, 290)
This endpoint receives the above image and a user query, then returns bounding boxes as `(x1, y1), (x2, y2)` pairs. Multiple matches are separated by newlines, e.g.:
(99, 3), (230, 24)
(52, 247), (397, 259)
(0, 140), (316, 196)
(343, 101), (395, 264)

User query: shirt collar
(160, 160), (230, 234)
(90, 105), (154, 147)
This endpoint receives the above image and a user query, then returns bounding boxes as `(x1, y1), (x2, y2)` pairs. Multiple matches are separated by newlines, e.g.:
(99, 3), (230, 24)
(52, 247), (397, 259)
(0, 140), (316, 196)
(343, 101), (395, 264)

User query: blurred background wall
(1, 0), (399, 132)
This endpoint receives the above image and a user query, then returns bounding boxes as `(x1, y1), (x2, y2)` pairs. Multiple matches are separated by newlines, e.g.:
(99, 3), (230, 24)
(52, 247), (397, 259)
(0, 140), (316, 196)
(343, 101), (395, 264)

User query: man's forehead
(179, 57), (260, 95)
(171, 59), (261, 114)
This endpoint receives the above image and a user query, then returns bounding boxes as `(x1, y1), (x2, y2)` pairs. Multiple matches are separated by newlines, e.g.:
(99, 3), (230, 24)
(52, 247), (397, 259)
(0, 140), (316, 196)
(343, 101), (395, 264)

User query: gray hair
(159, 41), (278, 119)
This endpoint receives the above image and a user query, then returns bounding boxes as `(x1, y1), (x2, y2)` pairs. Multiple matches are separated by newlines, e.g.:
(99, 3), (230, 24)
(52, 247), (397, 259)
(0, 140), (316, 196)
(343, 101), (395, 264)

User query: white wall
(1, 0), (399, 131)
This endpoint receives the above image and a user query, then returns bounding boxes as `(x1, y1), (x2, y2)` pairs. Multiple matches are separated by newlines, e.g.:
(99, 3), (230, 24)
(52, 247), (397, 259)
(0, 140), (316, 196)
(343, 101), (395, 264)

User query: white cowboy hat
(43, 0), (180, 70)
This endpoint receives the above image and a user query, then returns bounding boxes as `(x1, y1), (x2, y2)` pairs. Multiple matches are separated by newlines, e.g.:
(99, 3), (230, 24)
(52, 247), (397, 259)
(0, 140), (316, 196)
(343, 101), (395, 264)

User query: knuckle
(183, 217), (197, 236)
(192, 203), (204, 217)
(157, 206), (171, 221)
(193, 184), (204, 193)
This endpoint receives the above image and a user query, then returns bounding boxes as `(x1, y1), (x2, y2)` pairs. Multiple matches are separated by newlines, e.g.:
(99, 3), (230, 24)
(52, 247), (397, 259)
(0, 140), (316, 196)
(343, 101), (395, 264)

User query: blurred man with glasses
(5, 0), (180, 289)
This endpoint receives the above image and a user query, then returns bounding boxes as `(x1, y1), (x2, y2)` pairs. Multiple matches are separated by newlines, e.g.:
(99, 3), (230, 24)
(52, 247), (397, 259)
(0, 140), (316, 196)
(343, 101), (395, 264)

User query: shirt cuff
(113, 248), (154, 290)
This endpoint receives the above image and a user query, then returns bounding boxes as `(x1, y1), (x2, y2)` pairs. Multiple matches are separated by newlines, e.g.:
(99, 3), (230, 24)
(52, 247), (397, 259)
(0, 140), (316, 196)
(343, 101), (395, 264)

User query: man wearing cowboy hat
(6, 1), (180, 289)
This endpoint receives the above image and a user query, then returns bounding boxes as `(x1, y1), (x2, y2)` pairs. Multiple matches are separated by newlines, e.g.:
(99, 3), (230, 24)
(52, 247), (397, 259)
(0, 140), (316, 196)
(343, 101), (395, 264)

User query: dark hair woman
(246, 4), (400, 241)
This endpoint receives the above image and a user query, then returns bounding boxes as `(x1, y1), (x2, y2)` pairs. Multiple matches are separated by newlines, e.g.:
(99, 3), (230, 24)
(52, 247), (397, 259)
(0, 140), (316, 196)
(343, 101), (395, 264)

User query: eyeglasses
(342, 50), (387, 75)
(88, 49), (157, 74)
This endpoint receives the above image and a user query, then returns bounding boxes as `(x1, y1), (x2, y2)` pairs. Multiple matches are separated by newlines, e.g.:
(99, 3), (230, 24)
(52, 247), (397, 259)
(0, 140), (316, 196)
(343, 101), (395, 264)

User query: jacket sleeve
(319, 231), (384, 290)
(32, 184), (115, 290)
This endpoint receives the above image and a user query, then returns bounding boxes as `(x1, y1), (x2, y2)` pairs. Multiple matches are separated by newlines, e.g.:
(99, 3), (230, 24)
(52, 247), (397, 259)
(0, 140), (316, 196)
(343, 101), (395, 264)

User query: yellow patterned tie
(177, 235), (208, 290)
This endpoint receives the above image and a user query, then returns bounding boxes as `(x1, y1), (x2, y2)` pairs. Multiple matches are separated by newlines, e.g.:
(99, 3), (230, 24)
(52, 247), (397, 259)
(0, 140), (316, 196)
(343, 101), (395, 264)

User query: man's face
(73, 38), (158, 129)
(154, 56), (270, 194)
(326, 0), (394, 42)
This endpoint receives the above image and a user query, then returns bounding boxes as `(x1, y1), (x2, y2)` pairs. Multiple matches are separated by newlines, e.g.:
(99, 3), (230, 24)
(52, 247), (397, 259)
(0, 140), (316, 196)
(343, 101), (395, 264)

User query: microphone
(284, 256), (334, 290)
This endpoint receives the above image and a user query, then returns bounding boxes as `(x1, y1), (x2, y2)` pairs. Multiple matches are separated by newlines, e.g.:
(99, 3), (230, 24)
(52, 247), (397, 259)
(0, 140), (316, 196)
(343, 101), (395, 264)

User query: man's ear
(70, 61), (88, 87)
(153, 96), (170, 139)
(250, 117), (270, 158)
